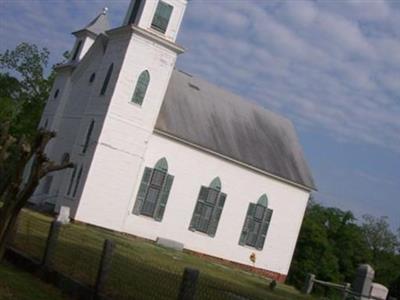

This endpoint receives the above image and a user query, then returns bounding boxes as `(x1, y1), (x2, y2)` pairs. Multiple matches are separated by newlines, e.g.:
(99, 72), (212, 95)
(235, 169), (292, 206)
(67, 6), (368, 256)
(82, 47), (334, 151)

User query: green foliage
(0, 43), (55, 191)
(288, 199), (399, 298)
(0, 42), (53, 101)
(0, 43), (55, 141)
(361, 215), (400, 288)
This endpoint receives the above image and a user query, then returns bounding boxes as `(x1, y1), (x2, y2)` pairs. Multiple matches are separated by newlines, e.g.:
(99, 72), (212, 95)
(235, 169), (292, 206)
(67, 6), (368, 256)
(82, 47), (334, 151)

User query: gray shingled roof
(83, 11), (110, 35)
(155, 70), (316, 190)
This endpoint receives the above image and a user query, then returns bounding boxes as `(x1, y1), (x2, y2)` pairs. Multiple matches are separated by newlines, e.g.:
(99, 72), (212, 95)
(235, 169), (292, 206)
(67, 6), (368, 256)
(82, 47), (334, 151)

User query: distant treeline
(288, 200), (400, 298)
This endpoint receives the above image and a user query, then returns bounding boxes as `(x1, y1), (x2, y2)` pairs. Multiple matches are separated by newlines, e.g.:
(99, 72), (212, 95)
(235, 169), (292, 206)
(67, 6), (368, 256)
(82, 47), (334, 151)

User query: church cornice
(153, 129), (315, 193)
(106, 25), (185, 54)
(54, 61), (77, 72)
(72, 29), (98, 40)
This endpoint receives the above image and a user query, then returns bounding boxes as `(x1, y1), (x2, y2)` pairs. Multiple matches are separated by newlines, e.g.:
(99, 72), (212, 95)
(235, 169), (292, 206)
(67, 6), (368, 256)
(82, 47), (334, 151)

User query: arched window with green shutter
(131, 70), (150, 105)
(100, 63), (113, 96)
(189, 177), (226, 237)
(239, 194), (273, 250)
(132, 157), (174, 222)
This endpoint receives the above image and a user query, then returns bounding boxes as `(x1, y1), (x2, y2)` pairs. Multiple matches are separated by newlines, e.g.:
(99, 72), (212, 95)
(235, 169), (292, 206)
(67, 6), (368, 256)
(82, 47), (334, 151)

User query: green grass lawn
(0, 262), (69, 300)
(11, 209), (313, 300)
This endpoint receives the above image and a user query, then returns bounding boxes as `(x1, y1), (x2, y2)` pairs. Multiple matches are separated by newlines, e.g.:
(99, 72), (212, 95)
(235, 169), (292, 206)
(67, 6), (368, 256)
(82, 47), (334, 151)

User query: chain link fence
(9, 209), (308, 300)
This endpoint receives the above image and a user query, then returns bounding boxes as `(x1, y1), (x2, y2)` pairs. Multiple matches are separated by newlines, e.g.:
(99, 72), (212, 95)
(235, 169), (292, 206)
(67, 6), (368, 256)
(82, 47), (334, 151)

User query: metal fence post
(302, 273), (315, 294)
(42, 220), (62, 267)
(342, 282), (351, 300)
(178, 268), (199, 300)
(94, 239), (115, 300)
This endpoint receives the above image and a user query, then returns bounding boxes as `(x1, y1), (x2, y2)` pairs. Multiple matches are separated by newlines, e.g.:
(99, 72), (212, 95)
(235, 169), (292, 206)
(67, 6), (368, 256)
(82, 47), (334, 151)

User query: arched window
(61, 152), (70, 164)
(66, 166), (77, 196)
(72, 40), (82, 61)
(239, 194), (273, 250)
(89, 72), (96, 83)
(132, 157), (174, 221)
(82, 120), (94, 154)
(189, 177), (226, 237)
(72, 165), (83, 197)
(131, 70), (150, 105)
(151, 1), (173, 33)
(100, 63), (114, 96)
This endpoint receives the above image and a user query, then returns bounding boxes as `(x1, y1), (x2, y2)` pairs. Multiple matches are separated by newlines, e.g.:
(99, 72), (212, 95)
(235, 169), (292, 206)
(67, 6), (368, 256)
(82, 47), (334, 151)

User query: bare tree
(0, 123), (72, 260)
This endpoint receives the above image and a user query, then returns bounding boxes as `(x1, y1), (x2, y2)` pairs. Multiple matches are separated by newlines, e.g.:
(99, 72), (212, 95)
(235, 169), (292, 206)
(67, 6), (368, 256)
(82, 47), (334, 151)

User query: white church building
(32, 0), (316, 282)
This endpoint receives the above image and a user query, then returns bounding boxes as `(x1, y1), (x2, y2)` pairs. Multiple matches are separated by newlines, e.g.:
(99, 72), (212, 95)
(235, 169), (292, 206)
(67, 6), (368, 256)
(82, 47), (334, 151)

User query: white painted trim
(107, 25), (185, 54)
(153, 129), (315, 192)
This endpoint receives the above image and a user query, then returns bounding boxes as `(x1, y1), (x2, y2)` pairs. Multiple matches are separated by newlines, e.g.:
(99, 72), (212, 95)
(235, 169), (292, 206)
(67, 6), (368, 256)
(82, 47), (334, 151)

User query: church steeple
(123, 0), (187, 43)
(70, 8), (110, 62)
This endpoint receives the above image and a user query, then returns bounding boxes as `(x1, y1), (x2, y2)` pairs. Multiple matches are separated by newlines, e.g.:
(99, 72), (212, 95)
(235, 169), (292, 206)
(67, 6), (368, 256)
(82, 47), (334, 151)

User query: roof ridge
(174, 69), (292, 126)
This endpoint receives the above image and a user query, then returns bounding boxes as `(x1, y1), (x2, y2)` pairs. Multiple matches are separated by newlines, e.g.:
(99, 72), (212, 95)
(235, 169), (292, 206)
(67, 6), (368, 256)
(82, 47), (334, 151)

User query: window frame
(66, 166), (77, 196)
(89, 72), (96, 84)
(132, 158), (174, 222)
(140, 169), (167, 217)
(82, 120), (94, 154)
(151, 1), (173, 34)
(189, 177), (226, 237)
(239, 194), (273, 250)
(131, 70), (150, 106)
(72, 40), (82, 61)
(100, 63), (114, 96)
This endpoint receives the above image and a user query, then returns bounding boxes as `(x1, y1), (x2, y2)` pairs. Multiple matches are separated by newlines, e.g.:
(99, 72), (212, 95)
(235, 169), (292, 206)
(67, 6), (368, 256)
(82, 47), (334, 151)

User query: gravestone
(56, 206), (70, 224)
(352, 264), (374, 299)
(156, 237), (184, 251)
(370, 283), (389, 300)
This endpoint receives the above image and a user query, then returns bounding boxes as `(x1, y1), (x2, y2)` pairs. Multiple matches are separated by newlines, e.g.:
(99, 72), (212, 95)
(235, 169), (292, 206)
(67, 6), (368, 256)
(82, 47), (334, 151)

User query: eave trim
(154, 129), (316, 192)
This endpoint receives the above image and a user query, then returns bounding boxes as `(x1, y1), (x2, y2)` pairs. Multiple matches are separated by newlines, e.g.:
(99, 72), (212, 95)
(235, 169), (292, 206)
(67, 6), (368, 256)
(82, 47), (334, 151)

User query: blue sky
(0, 0), (399, 230)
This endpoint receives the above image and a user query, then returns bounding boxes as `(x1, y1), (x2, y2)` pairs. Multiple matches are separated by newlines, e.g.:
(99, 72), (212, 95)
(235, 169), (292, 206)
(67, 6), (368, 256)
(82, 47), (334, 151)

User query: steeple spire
(80, 8), (110, 36)
(69, 8), (111, 63)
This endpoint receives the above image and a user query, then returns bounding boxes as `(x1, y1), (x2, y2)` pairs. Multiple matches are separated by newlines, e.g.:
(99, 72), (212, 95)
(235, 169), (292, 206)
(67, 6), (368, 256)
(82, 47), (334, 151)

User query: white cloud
(1, 0), (399, 154)
(179, 0), (400, 154)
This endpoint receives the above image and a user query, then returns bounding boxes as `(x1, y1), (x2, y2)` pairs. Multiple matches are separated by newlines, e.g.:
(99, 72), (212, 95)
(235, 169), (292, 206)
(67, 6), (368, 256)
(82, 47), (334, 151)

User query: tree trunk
(0, 207), (19, 260)
(0, 198), (19, 260)
(0, 127), (72, 261)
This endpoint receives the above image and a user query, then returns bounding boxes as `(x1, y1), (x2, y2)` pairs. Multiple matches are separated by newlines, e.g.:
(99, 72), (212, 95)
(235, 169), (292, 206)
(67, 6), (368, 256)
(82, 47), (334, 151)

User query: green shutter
(255, 208), (273, 250)
(239, 203), (256, 246)
(207, 192), (226, 237)
(132, 167), (152, 215)
(154, 174), (174, 221)
(189, 186), (208, 231)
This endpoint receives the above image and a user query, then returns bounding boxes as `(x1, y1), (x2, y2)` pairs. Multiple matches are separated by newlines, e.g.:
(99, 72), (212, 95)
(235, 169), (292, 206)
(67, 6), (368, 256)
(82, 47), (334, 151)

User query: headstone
(352, 264), (374, 299)
(370, 283), (389, 300)
(57, 206), (70, 224)
(156, 237), (184, 251)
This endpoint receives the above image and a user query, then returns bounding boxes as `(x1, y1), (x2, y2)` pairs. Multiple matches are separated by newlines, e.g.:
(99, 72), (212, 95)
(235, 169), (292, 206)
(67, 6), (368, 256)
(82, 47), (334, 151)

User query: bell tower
(74, 0), (187, 230)
(123, 0), (186, 42)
